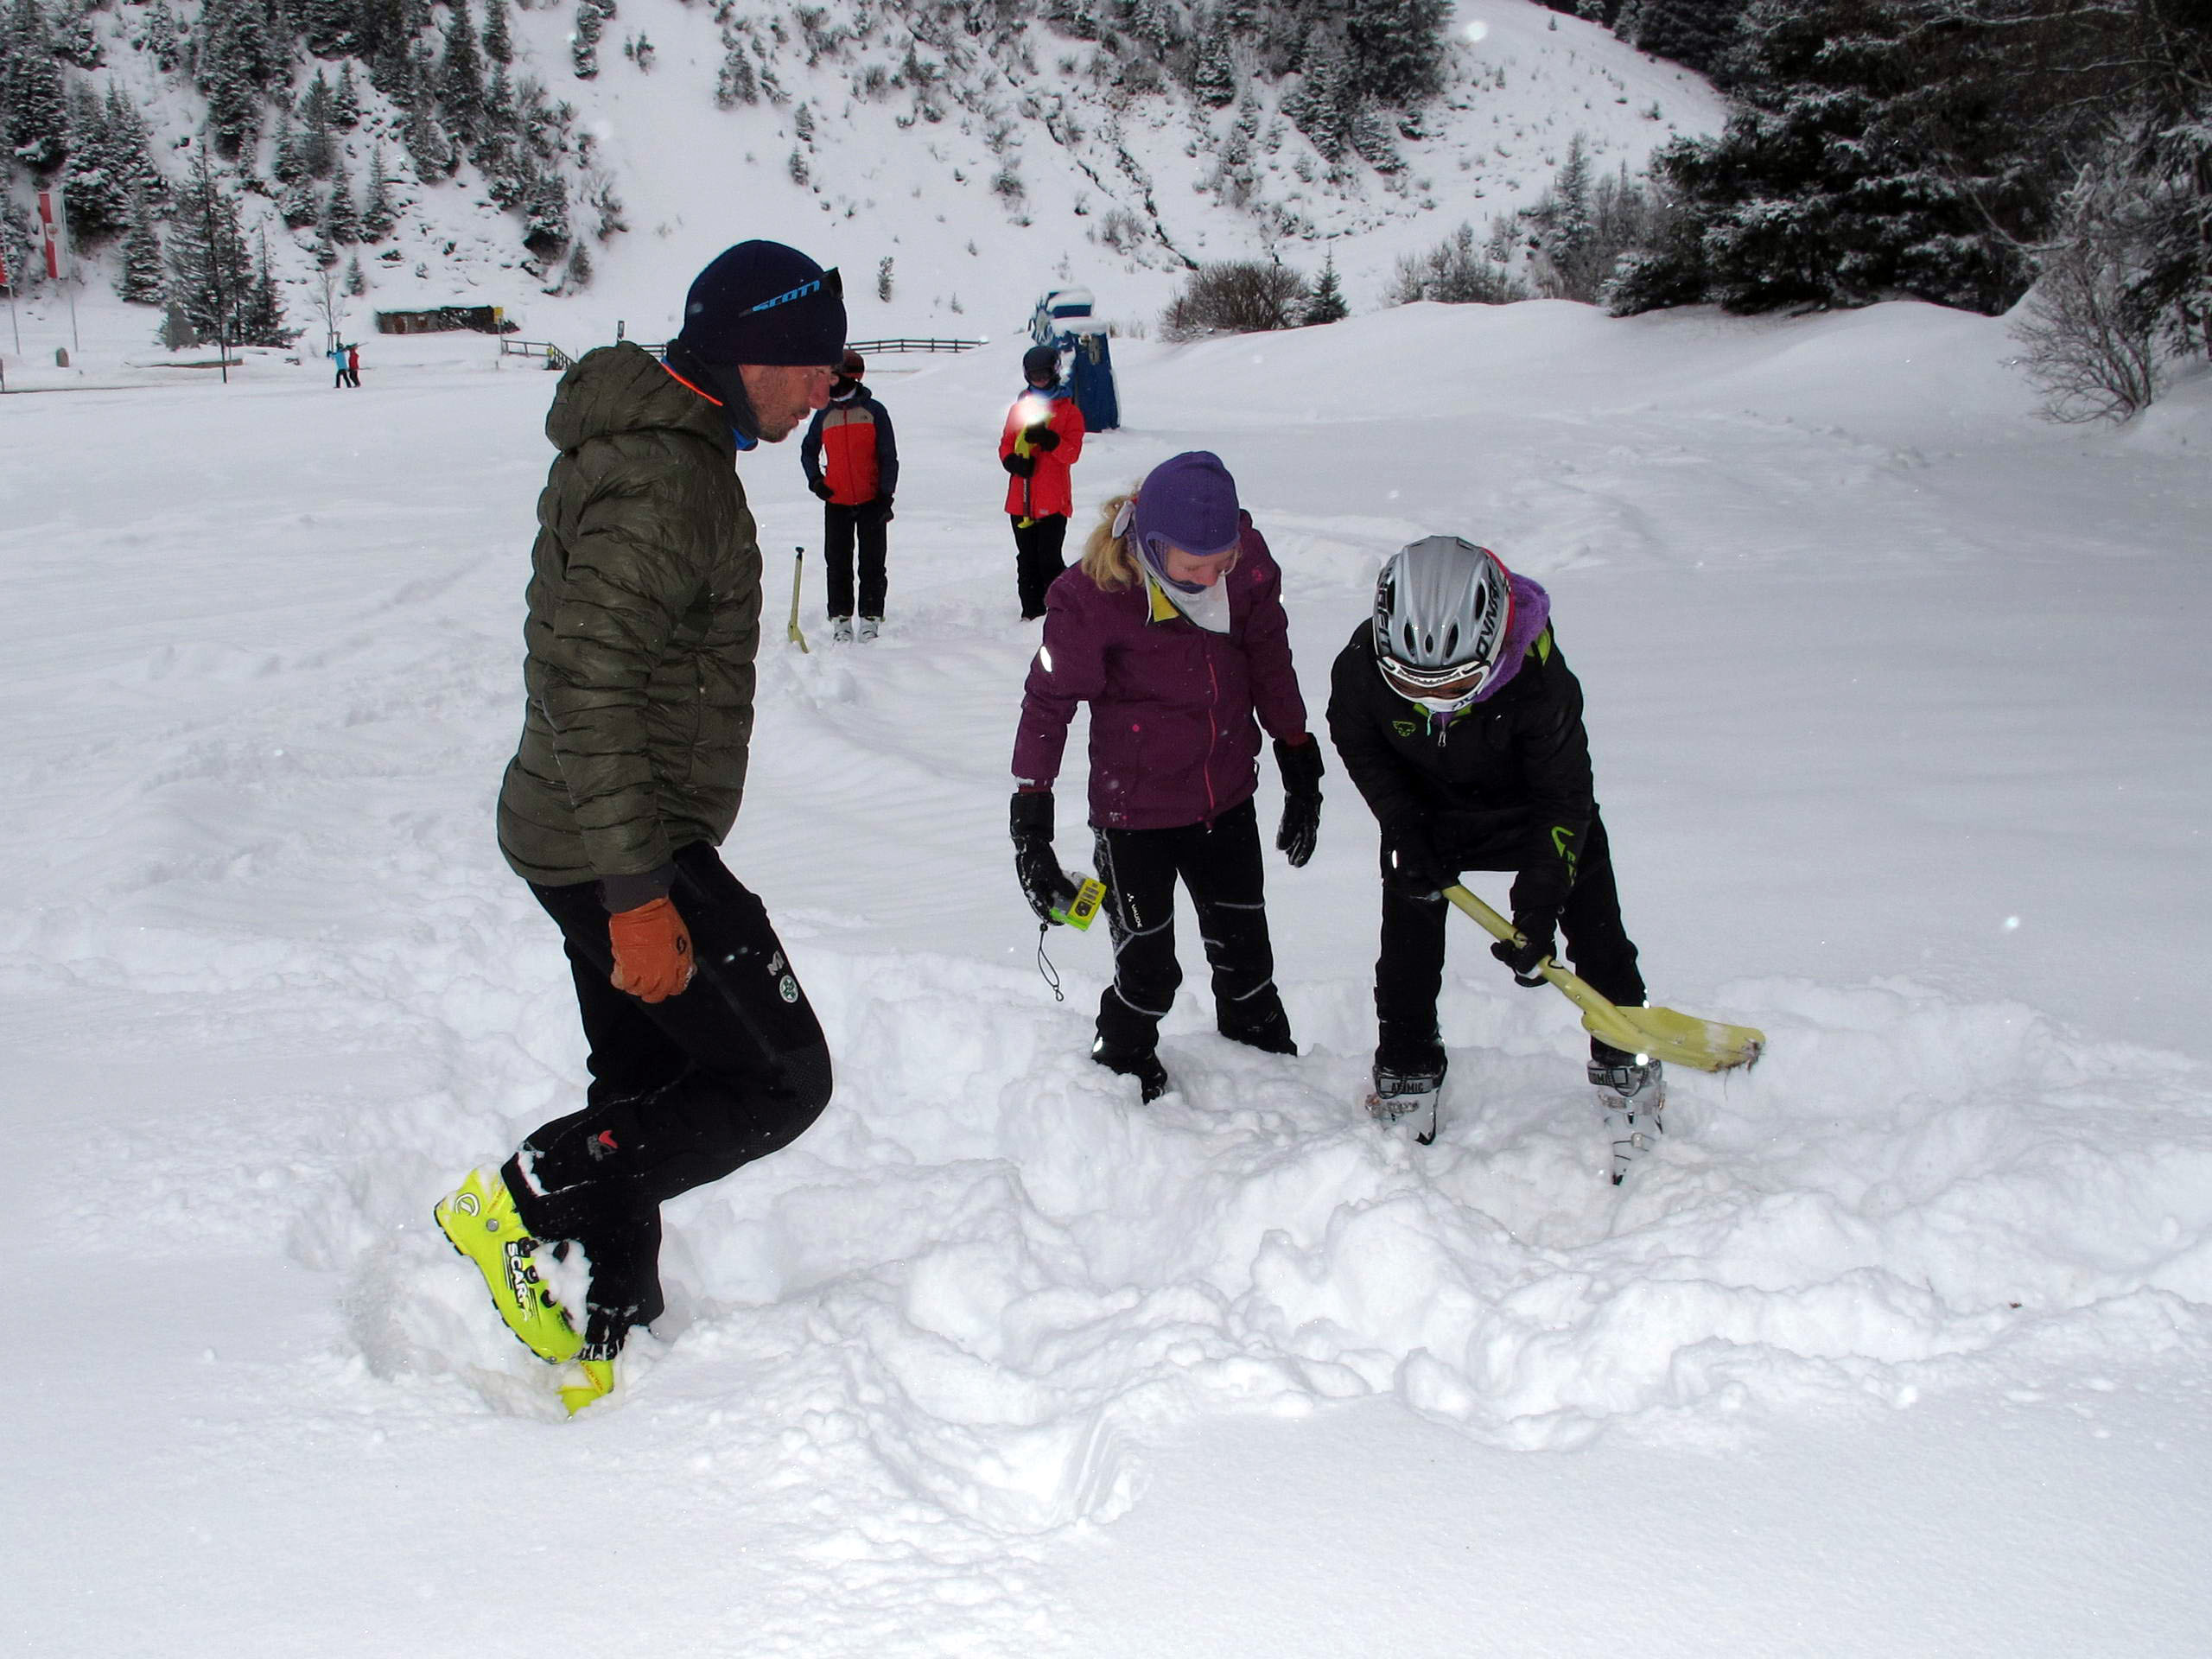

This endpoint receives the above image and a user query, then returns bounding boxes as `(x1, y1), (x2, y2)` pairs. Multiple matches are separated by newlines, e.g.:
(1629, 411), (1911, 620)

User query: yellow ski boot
(558, 1357), (619, 1415)
(433, 1169), (583, 1366)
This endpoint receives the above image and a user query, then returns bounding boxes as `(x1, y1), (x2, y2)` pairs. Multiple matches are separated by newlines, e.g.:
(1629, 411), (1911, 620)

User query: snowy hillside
(4, 0), (1723, 360)
(6, 297), (2211, 1654)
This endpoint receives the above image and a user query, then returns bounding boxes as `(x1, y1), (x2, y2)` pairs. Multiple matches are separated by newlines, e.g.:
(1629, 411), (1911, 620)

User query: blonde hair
(1080, 489), (1143, 592)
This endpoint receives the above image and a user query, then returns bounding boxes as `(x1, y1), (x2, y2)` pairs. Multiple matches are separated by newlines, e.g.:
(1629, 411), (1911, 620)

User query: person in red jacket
(1010, 450), (1325, 1102)
(800, 348), (899, 641)
(1000, 344), (1086, 620)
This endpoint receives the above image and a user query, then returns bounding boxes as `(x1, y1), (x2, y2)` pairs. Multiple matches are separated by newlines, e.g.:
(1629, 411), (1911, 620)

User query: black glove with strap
(1273, 737), (1323, 868)
(1494, 832), (1576, 987)
(1381, 814), (1449, 897)
(1002, 451), (1036, 478)
(1023, 422), (1061, 451)
(1010, 790), (1079, 925)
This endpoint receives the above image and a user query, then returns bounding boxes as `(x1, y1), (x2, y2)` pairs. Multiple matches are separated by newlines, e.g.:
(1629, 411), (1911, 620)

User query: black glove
(1010, 791), (1079, 925)
(1003, 451), (1036, 478)
(1491, 918), (1557, 987)
(1381, 816), (1449, 896)
(1273, 737), (1323, 868)
(874, 493), (894, 521)
(808, 479), (834, 501)
(1023, 422), (1061, 452)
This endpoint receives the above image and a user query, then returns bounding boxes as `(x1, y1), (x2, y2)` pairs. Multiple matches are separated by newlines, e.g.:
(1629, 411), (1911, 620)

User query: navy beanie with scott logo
(676, 240), (848, 368)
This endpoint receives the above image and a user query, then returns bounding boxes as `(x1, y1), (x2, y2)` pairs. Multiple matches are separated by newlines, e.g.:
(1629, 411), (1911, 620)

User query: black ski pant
(823, 499), (890, 619)
(503, 842), (832, 1352)
(1091, 798), (1293, 1061)
(1375, 808), (1645, 1073)
(1011, 513), (1068, 620)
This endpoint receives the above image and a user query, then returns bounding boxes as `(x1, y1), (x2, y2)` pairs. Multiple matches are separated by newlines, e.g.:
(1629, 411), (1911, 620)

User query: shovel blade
(1582, 1001), (1764, 1073)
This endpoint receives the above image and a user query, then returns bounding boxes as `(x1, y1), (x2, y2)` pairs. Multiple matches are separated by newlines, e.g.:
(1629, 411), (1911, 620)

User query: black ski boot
(1093, 1040), (1171, 1103)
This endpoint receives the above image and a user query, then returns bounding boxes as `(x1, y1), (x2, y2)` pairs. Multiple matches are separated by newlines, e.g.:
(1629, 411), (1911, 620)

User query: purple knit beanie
(1129, 451), (1242, 561)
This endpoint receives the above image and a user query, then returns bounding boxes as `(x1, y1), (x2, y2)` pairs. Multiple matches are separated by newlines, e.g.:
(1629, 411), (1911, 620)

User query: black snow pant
(823, 500), (890, 620)
(1091, 798), (1294, 1063)
(503, 842), (833, 1354)
(1374, 808), (1645, 1074)
(1011, 513), (1069, 620)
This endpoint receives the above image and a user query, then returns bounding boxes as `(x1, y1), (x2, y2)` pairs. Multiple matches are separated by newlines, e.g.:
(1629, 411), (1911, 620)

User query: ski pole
(1440, 885), (1764, 1072)
(787, 545), (810, 653)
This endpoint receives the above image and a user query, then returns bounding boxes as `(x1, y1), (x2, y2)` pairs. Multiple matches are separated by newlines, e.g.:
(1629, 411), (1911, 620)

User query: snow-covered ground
(6, 296), (2212, 1656)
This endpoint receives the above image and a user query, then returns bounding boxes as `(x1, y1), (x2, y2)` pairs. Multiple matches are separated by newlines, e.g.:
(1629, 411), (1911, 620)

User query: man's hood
(545, 341), (734, 458)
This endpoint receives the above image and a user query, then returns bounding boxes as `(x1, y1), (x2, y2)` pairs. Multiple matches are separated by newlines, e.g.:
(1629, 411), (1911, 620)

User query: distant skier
(1011, 450), (1324, 1102)
(346, 342), (360, 388)
(330, 340), (347, 389)
(1325, 535), (1662, 1150)
(1000, 344), (1085, 620)
(435, 240), (844, 1412)
(799, 347), (899, 642)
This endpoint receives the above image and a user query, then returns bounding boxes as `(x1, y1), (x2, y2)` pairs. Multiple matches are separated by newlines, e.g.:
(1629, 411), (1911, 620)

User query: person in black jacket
(1325, 535), (1662, 1147)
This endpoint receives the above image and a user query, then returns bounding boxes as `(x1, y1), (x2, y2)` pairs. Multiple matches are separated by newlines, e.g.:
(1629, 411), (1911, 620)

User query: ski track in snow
(6, 302), (2212, 1654)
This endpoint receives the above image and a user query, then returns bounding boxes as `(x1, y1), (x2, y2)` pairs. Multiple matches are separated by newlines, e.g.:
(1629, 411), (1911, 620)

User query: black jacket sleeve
(798, 407), (826, 490)
(1325, 629), (1430, 830)
(868, 396), (899, 499)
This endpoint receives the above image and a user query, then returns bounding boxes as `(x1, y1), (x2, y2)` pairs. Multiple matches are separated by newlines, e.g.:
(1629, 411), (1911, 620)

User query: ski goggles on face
(1379, 654), (1497, 702)
(743, 266), (842, 315)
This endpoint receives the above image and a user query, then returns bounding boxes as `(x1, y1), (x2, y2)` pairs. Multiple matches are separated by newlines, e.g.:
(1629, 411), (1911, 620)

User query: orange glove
(607, 896), (694, 1003)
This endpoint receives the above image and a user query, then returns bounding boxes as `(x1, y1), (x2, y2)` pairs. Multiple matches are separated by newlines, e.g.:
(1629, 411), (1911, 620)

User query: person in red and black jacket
(800, 347), (899, 642)
(1010, 450), (1325, 1103)
(1000, 344), (1087, 620)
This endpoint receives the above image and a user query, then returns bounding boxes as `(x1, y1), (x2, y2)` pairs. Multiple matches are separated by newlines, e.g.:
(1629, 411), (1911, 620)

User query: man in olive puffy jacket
(438, 242), (844, 1397)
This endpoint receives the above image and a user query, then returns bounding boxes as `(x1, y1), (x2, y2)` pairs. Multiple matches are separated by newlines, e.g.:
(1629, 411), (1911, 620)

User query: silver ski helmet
(1371, 536), (1516, 714)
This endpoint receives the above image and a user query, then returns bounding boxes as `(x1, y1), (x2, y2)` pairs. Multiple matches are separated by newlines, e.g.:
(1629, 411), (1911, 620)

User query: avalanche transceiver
(1055, 877), (1107, 931)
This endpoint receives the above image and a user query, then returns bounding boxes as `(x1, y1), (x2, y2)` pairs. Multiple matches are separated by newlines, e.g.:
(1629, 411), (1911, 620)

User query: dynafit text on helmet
(1325, 536), (1763, 1175)
(1009, 451), (1326, 1106)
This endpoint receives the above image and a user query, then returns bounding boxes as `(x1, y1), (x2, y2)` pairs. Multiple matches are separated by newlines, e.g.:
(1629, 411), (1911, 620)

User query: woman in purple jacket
(1009, 450), (1325, 1102)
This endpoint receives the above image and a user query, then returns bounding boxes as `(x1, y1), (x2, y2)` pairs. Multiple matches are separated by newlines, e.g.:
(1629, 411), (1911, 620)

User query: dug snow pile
(5, 296), (2210, 1653)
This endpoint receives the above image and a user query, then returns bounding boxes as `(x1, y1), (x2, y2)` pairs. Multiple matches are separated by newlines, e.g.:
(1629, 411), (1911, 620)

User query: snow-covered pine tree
(299, 71), (339, 177)
(440, 0), (487, 150)
(195, 0), (285, 160)
(483, 0), (512, 65)
(345, 251), (366, 294)
(165, 147), (256, 344)
(523, 165), (569, 257)
(1344, 0), (1449, 108)
(333, 60), (363, 129)
(361, 143), (399, 238)
(63, 84), (134, 240)
(715, 25), (759, 106)
(571, 0), (603, 79)
(116, 189), (166, 302)
(139, 0), (182, 73)
(1628, 0), (2027, 315)
(326, 161), (362, 244)
(3, 0), (72, 171)
(237, 229), (295, 346)
(1194, 21), (1237, 109)
(1302, 248), (1348, 322)
(49, 0), (99, 67)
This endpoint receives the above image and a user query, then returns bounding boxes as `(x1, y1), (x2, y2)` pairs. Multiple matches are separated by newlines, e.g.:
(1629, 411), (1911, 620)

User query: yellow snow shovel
(1443, 885), (1764, 1072)
(787, 545), (810, 653)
